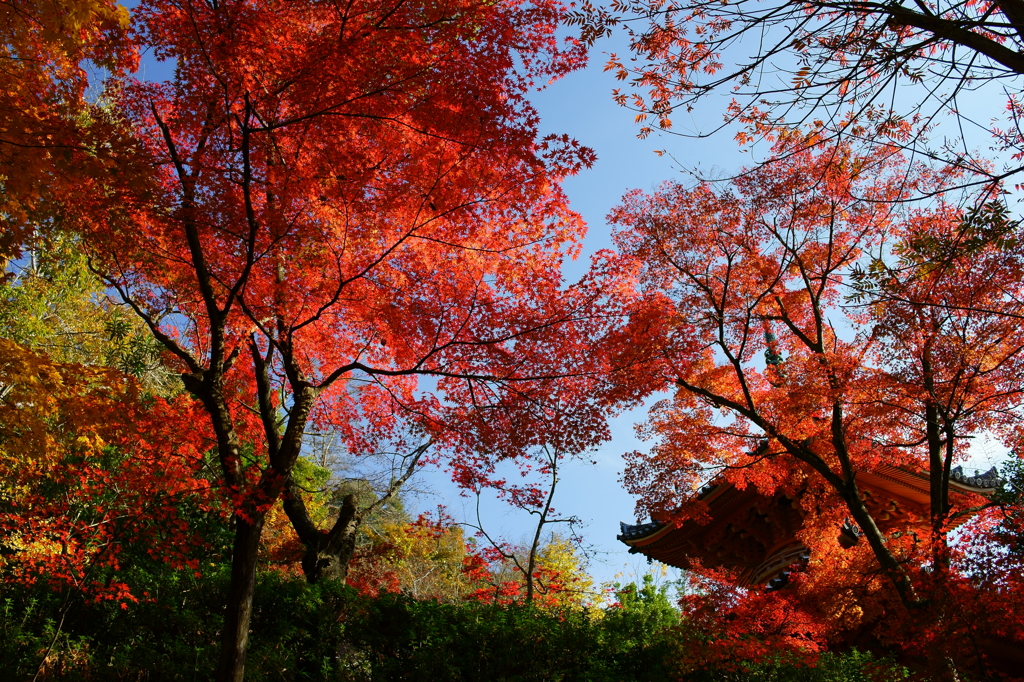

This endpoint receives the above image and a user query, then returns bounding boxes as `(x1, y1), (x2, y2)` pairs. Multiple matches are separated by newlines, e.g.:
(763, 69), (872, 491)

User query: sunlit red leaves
(81, 0), (634, 486)
(611, 140), (919, 516)
(671, 570), (826, 673)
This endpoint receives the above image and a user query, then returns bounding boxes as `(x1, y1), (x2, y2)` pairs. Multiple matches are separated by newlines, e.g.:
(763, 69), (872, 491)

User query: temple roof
(950, 465), (1003, 491)
(618, 464), (1004, 586)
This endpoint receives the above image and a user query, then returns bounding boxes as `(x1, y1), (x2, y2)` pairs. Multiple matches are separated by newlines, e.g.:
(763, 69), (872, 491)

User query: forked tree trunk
(299, 494), (361, 584)
(216, 512), (266, 682)
(283, 442), (430, 585)
(302, 536), (359, 584)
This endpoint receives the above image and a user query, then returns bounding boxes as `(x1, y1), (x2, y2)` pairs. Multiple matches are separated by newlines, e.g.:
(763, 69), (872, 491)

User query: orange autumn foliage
(0, 0), (138, 266)
(0, 338), (211, 603)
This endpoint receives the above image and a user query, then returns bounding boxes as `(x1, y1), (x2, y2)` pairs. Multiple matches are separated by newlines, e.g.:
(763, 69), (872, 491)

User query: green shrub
(0, 569), (904, 682)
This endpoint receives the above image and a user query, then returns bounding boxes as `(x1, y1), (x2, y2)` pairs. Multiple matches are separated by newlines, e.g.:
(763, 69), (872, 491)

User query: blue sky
(416, 28), (1017, 586)
(411, 33), (752, 587)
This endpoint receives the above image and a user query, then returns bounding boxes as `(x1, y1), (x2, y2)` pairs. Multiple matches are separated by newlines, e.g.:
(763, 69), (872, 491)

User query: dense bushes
(0, 567), (908, 681)
(339, 591), (677, 681)
(1, 570), (669, 681)
(685, 651), (909, 682)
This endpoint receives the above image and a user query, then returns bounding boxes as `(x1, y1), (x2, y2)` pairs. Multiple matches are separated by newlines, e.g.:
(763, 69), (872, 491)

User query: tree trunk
(302, 494), (361, 584)
(841, 480), (919, 609)
(283, 482), (363, 585)
(216, 512), (265, 682)
(282, 444), (429, 585)
(302, 522), (359, 584)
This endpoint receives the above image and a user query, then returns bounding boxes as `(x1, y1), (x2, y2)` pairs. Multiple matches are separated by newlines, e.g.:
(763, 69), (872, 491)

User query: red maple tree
(75, 1), (640, 679)
(610, 135), (1024, 673)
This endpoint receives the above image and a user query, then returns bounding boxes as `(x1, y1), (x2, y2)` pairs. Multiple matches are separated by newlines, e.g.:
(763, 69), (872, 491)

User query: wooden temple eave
(618, 464), (1005, 587)
(860, 464), (1001, 502)
(857, 466), (932, 506)
(856, 464), (1000, 532)
(618, 484), (809, 587)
